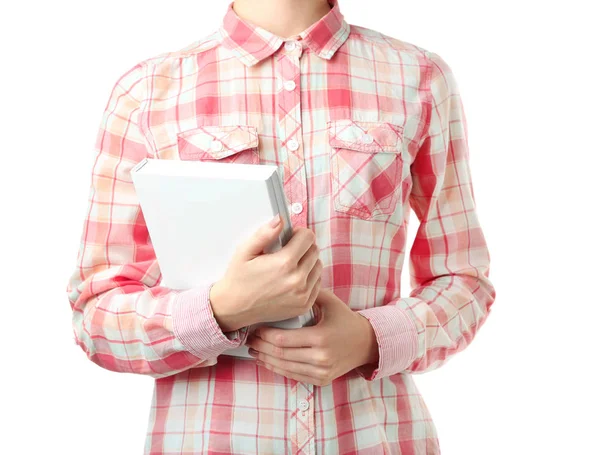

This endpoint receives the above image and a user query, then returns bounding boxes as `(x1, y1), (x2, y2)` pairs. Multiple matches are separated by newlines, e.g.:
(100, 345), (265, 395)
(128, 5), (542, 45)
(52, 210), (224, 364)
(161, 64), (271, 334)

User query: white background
(1, 1), (598, 453)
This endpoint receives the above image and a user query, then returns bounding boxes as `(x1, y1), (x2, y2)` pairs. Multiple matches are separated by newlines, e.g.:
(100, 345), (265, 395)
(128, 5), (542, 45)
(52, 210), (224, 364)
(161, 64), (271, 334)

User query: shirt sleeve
(355, 50), (497, 381)
(65, 61), (250, 379)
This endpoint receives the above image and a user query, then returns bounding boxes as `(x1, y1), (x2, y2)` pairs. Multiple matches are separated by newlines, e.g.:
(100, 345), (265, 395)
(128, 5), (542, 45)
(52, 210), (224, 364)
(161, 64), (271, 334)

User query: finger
(279, 229), (315, 265)
(307, 276), (321, 312)
(297, 243), (320, 282)
(254, 325), (321, 348)
(301, 253), (322, 293)
(258, 362), (323, 386)
(254, 350), (329, 378)
(237, 214), (283, 259)
(247, 335), (317, 364)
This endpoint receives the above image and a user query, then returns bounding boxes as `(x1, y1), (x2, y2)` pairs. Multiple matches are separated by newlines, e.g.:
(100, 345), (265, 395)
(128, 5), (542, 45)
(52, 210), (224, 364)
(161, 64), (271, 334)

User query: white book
(130, 158), (315, 359)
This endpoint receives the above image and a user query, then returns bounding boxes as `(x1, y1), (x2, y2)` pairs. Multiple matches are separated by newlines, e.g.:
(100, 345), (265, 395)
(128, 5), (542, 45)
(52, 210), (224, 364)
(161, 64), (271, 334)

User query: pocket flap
(177, 125), (259, 160)
(327, 119), (403, 153)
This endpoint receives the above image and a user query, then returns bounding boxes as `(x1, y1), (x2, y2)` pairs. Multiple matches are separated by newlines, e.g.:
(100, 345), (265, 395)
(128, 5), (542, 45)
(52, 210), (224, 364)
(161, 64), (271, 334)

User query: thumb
(313, 289), (339, 319)
(237, 214), (284, 259)
(312, 289), (331, 323)
(312, 301), (324, 325)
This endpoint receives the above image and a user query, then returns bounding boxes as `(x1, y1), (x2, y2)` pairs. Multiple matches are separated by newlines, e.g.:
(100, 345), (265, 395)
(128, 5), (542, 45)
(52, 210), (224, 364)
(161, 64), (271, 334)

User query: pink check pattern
(66, 1), (496, 453)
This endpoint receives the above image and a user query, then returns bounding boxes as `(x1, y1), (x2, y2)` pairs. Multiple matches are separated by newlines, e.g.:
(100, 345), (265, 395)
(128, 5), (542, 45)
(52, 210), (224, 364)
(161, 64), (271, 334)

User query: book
(130, 158), (315, 359)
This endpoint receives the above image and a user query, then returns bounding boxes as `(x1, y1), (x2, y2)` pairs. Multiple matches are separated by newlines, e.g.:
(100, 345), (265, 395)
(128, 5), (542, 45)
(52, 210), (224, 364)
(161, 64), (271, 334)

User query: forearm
(354, 312), (381, 375)
(70, 277), (248, 378)
(356, 270), (494, 381)
(401, 271), (495, 372)
(350, 49), (497, 382)
(66, 59), (252, 379)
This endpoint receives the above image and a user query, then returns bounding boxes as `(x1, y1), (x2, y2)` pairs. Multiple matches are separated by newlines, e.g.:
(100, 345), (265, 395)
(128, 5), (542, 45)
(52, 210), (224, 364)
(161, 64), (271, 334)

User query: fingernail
(256, 360), (264, 366)
(248, 348), (258, 356)
(270, 214), (281, 227)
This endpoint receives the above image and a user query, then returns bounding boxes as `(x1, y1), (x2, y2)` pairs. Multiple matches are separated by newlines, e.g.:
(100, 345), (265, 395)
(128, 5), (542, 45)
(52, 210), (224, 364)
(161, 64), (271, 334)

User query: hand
(244, 288), (379, 386)
(210, 215), (323, 332)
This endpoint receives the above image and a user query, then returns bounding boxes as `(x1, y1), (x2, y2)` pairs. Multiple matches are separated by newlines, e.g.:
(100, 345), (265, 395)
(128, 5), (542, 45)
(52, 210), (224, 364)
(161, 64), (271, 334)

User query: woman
(66, 0), (496, 453)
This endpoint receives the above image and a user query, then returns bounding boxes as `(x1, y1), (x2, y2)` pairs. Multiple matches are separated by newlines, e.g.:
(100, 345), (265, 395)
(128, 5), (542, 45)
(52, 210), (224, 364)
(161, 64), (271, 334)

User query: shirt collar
(219, 0), (350, 67)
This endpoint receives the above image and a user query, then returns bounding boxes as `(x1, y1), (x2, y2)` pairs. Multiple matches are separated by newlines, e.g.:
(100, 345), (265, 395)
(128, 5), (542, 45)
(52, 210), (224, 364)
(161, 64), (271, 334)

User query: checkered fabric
(66, 1), (496, 453)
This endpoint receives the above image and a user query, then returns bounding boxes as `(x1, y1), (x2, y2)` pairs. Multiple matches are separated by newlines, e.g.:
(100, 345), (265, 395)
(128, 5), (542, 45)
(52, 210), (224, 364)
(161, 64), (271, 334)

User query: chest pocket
(176, 125), (260, 164)
(328, 119), (405, 220)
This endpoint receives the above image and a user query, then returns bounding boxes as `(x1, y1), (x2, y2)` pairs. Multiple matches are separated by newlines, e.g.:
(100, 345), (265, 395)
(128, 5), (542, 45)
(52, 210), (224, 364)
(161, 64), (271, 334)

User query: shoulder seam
(347, 25), (430, 58)
(140, 29), (223, 69)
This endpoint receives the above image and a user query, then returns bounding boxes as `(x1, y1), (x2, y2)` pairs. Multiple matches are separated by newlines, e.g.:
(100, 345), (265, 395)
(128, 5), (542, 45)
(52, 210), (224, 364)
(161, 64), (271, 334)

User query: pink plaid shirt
(66, 1), (496, 453)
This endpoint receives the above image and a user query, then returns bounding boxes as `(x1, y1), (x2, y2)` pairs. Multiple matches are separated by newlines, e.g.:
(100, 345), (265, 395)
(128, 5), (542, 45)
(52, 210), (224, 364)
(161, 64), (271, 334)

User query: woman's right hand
(209, 214), (323, 332)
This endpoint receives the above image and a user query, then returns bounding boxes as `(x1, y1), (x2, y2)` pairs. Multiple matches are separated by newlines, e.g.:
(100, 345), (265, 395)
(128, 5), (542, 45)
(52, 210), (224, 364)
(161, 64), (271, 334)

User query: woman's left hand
(244, 288), (379, 386)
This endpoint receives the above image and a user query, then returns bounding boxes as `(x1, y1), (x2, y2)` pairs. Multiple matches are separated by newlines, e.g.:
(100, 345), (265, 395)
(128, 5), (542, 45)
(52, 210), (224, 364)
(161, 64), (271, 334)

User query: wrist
(209, 280), (254, 332)
(356, 313), (379, 367)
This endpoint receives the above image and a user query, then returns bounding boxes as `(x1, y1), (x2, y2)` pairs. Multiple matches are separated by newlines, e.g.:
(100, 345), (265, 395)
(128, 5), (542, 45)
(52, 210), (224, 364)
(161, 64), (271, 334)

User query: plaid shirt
(66, 0), (496, 453)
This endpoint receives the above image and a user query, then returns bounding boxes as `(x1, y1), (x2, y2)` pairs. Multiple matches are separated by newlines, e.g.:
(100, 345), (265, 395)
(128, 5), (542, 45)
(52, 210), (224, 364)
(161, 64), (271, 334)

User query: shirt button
(299, 399), (309, 411)
(287, 138), (299, 151)
(211, 140), (223, 152)
(283, 80), (296, 91)
(291, 202), (303, 215)
(361, 133), (374, 144)
(284, 41), (298, 52)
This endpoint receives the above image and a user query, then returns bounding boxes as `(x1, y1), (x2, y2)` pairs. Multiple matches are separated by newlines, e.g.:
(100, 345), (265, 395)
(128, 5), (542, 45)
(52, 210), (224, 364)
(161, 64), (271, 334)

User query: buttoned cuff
(172, 282), (248, 360)
(355, 304), (418, 381)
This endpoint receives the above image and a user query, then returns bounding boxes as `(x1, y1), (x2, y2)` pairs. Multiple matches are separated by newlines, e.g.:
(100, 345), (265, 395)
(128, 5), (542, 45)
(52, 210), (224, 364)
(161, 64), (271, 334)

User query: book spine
(262, 175), (284, 254)
(271, 169), (293, 246)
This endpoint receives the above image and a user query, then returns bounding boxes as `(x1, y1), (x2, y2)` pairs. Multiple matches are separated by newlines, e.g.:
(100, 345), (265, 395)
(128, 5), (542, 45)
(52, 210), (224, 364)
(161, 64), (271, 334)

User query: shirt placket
(276, 38), (314, 455)
(293, 381), (315, 455)
(277, 38), (308, 230)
